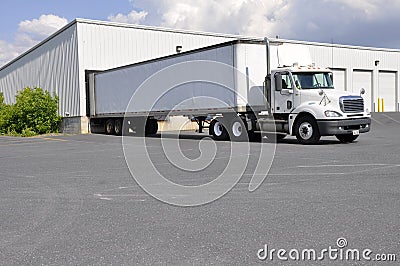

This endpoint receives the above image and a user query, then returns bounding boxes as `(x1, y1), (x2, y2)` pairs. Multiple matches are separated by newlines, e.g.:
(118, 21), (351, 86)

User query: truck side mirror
(295, 80), (301, 89)
(275, 73), (282, 91)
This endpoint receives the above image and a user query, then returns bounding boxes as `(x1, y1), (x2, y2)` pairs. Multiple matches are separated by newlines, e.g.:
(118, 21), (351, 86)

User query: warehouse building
(0, 18), (399, 133)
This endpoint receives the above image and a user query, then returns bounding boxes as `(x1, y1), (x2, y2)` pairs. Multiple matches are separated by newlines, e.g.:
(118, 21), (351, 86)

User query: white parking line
(371, 116), (384, 125)
(295, 163), (393, 168)
(381, 113), (400, 124)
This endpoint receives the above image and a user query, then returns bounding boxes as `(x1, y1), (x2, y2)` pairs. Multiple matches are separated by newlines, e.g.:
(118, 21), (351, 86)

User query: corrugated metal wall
(78, 21), (232, 71)
(76, 21), (234, 116)
(304, 43), (400, 111)
(0, 24), (80, 116)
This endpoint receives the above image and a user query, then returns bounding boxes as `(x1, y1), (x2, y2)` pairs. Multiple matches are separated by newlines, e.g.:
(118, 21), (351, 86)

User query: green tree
(0, 92), (9, 133)
(0, 92), (4, 107)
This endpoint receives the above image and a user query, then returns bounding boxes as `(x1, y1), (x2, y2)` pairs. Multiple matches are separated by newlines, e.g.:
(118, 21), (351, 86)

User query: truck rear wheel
(229, 117), (248, 142)
(336, 134), (359, 143)
(209, 119), (229, 141)
(295, 116), (320, 144)
(105, 119), (115, 135)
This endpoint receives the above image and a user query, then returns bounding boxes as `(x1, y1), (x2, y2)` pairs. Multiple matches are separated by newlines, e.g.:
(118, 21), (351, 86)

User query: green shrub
(0, 88), (61, 136)
(21, 128), (37, 137)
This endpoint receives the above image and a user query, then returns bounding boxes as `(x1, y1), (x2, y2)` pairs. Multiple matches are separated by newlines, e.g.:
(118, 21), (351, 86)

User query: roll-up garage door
(352, 70), (372, 111)
(378, 71), (396, 112)
(331, 69), (346, 91)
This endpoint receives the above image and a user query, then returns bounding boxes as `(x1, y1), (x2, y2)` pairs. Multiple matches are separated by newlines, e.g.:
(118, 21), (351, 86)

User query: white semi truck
(88, 39), (371, 144)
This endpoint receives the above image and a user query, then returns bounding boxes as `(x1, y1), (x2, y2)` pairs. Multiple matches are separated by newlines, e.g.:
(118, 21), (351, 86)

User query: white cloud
(134, 0), (288, 37)
(0, 14), (68, 67)
(108, 10), (148, 24)
(0, 41), (19, 67)
(130, 0), (400, 48)
(18, 14), (68, 41)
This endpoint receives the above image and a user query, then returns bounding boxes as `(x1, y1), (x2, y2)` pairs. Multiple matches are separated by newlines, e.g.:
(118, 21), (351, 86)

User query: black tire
(248, 131), (261, 142)
(105, 119), (115, 135)
(209, 119), (229, 141)
(145, 119), (158, 135)
(114, 119), (123, 136)
(336, 134), (359, 143)
(229, 117), (248, 142)
(294, 115), (320, 144)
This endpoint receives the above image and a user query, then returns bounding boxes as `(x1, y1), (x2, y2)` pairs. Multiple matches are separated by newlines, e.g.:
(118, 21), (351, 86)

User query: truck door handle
(287, 101), (292, 109)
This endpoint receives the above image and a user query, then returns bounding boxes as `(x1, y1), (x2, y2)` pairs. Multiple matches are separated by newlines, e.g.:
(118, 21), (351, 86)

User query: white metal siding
(76, 21), (235, 116)
(78, 23), (232, 71)
(0, 24), (80, 116)
(331, 68), (346, 91)
(306, 43), (400, 112)
(353, 70), (373, 111)
(378, 71), (396, 111)
(93, 45), (236, 115)
(235, 43), (267, 108)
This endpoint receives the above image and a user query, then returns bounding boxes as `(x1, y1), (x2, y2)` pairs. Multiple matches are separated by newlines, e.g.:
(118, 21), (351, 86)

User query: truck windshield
(292, 72), (334, 89)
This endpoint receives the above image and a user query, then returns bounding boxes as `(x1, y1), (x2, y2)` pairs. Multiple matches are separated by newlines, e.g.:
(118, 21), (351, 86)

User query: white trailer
(88, 39), (371, 144)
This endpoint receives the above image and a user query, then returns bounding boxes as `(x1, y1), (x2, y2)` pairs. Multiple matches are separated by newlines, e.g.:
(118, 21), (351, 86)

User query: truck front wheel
(335, 134), (359, 143)
(295, 116), (320, 144)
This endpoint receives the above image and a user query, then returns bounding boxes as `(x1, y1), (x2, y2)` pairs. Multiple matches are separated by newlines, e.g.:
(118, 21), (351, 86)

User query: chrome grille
(340, 96), (364, 113)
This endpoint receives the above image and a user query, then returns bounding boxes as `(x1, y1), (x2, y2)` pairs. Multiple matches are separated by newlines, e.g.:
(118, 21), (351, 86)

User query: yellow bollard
(378, 98), (381, 112)
(382, 98), (384, 112)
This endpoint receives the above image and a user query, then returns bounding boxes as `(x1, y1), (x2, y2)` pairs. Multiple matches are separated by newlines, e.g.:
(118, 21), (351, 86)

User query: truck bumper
(317, 117), (371, 136)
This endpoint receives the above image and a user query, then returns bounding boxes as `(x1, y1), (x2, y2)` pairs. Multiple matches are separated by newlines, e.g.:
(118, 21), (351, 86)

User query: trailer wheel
(145, 119), (158, 135)
(105, 119), (115, 135)
(209, 119), (228, 140)
(114, 119), (123, 136)
(229, 117), (248, 142)
(335, 134), (359, 143)
(294, 115), (320, 144)
(248, 131), (261, 142)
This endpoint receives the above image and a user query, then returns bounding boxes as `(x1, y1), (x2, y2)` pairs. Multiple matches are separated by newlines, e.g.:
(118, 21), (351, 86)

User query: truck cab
(264, 65), (371, 144)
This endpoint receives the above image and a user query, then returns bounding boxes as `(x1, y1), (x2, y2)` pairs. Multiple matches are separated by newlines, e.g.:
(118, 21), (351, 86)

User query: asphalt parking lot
(0, 113), (399, 265)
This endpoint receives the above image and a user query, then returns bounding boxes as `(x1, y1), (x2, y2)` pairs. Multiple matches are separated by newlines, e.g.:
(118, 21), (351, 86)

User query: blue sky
(0, 0), (133, 42)
(1, 0), (400, 67)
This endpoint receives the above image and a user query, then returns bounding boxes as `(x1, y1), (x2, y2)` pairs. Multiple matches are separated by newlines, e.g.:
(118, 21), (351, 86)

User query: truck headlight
(324, 110), (342, 117)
